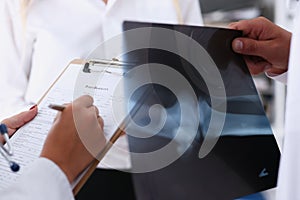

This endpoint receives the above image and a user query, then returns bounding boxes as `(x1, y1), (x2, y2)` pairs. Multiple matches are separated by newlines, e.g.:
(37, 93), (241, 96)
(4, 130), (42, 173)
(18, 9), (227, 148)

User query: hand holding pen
(0, 94), (105, 186)
(49, 96), (126, 194)
(42, 95), (106, 183)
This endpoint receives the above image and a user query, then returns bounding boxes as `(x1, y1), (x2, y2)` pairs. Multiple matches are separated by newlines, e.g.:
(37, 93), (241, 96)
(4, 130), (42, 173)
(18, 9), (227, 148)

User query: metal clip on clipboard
(82, 58), (133, 76)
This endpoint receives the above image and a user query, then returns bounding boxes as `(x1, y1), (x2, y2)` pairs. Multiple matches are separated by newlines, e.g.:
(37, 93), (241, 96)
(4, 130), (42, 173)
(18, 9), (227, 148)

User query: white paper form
(0, 63), (127, 190)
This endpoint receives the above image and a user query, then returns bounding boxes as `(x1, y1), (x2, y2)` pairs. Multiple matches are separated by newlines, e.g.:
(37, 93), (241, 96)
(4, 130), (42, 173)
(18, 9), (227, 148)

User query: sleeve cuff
(265, 71), (288, 85)
(15, 157), (74, 200)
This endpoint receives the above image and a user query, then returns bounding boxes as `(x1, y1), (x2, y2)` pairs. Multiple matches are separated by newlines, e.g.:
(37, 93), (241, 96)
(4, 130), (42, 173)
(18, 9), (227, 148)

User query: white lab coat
(0, 1), (202, 199)
(276, 2), (300, 200)
(1, 158), (74, 200)
(0, 0), (202, 171)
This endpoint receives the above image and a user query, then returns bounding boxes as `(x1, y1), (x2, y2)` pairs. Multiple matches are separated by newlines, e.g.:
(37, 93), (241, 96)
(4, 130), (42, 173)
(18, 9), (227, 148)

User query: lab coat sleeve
(180, 0), (203, 25)
(265, 71), (287, 85)
(276, 4), (300, 199)
(1, 157), (74, 200)
(0, 0), (33, 120)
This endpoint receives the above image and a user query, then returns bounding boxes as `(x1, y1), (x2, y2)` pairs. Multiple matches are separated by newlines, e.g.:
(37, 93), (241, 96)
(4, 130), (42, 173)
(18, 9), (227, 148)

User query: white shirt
(0, 0), (203, 120)
(276, 2), (300, 199)
(1, 158), (74, 200)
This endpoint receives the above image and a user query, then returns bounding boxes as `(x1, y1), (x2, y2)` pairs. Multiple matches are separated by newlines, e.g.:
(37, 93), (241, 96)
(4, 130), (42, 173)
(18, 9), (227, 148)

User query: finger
(244, 56), (271, 75)
(228, 22), (238, 29)
(93, 106), (99, 116)
(232, 38), (271, 58)
(89, 106), (103, 128)
(74, 95), (94, 108)
(1, 106), (38, 135)
(97, 116), (104, 129)
(228, 19), (252, 33)
(229, 17), (271, 37)
(87, 105), (100, 118)
(52, 111), (62, 123)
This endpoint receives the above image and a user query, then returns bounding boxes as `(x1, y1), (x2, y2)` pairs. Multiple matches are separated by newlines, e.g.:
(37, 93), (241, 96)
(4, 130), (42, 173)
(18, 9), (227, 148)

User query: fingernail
(228, 22), (237, 28)
(29, 105), (37, 110)
(234, 40), (243, 51)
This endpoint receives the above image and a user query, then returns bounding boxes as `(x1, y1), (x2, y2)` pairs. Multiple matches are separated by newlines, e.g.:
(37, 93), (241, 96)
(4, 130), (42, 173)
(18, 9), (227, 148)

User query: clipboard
(0, 58), (136, 194)
(72, 58), (156, 194)
(54, 59), (138, 195)
(71, 59), (126, 195)
(70, 58), (151, 194)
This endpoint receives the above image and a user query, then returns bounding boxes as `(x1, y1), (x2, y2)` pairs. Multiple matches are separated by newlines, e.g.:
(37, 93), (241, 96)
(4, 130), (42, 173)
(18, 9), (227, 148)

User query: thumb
(232, 38), (269, 58)
(2, 106), (38, 135)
